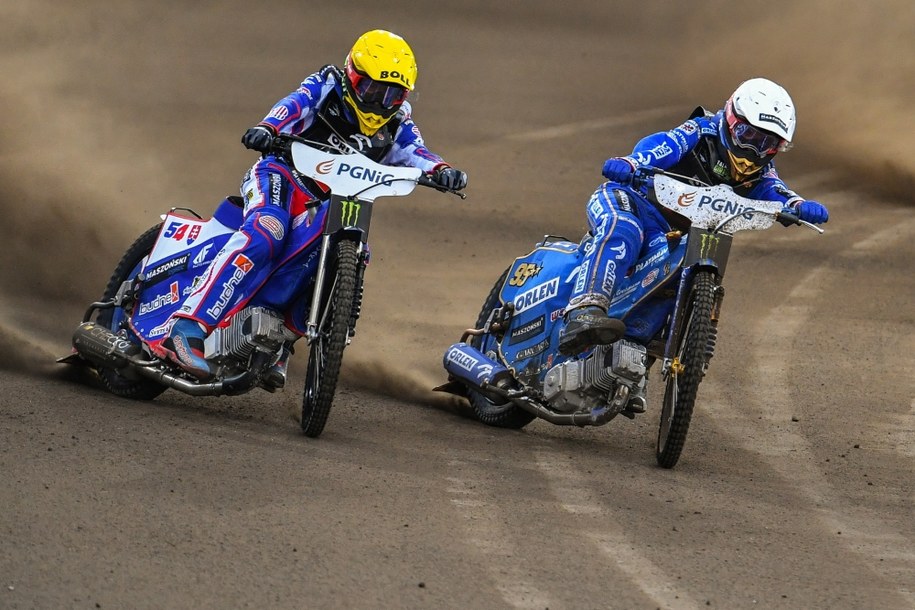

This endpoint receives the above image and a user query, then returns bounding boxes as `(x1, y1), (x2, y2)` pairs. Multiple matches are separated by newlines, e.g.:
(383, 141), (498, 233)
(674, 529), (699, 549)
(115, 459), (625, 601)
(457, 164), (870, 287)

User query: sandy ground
(1, 1), (914, 608)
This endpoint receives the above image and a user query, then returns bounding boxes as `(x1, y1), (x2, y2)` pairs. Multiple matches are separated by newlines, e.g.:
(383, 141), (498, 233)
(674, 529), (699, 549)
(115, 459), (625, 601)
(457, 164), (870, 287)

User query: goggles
(725, 102), (790, 157)
(345, 61), (409, 109)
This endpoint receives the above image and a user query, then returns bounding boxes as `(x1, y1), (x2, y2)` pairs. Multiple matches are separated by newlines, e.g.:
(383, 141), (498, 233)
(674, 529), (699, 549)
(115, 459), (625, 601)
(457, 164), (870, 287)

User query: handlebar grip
(418, 174), (438, 188)
(630, 167), (656, 190)
(417, 173), (467, 199)
(776, 211), (802, 227)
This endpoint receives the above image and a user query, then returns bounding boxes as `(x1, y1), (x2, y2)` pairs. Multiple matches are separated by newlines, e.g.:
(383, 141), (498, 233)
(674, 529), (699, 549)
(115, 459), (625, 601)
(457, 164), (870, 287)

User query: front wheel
(300, 239), (360, 438)
(656, 270), (718, 468)
(95, 225), (168, 400)
(466, 267), (536, 430)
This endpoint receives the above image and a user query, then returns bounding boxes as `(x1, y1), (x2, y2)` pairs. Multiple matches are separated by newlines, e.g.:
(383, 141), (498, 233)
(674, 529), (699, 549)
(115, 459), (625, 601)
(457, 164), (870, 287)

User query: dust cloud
(1, 1), (911, 395)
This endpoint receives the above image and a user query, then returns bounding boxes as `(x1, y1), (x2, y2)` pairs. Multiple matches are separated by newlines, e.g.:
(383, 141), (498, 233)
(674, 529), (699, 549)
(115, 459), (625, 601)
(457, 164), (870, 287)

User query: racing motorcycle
(438, 169), (823, 468)
(59, 135), (463, 437)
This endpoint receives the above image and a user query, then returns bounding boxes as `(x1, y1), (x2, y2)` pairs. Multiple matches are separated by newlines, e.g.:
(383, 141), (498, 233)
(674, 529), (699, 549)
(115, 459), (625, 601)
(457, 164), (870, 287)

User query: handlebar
(628, 165), (824, 234)
(270, 133), (466, 199)
(417, 173), (467, 199)
(775, 210), (825, 233)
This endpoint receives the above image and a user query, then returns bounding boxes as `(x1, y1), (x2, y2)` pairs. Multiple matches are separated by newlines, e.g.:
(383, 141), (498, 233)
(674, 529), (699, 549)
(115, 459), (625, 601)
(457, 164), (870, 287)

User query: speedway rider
(558, 77), (829, 356)
(160, 29), (468, 381)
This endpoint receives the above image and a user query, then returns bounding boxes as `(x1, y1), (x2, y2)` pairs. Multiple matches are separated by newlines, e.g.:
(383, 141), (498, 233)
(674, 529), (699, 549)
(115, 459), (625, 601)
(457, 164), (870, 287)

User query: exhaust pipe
(132, 350), (269, 397)
(443, 343), (515, 404)
(73, 322), (266, 398)
(72, 322), (141, 369)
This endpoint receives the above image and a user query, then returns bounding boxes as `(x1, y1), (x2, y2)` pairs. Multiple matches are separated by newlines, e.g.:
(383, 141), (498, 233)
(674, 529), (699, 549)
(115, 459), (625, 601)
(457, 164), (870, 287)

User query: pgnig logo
(697, 195), (754, 219)
(335, 162), (395, 184)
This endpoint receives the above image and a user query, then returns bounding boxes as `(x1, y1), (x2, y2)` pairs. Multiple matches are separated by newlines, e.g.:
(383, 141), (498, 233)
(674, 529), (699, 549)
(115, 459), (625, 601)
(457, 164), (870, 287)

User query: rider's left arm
(381, 101), (445, 173)
(747, 164), (803, 207)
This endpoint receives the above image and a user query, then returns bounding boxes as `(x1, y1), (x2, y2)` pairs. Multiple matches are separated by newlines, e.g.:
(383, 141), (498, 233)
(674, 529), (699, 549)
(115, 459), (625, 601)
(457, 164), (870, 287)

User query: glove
(431, 166), (468, 191)
(241, 125), (276, 153)
(794, 200), (829, 224)
(602, 157), (637, 184)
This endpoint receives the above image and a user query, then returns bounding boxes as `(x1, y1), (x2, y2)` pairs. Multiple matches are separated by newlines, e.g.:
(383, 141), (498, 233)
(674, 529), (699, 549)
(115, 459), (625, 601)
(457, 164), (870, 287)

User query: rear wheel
(656, 270), (718, 468)
(300, 239), (360, 438)
(467, 268), (536, 430)
(95, 225), (168, 400)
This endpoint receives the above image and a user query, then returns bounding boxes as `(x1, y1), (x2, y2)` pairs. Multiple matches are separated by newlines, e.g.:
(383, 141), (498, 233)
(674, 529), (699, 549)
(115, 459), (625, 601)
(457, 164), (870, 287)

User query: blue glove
(602, 157), (636, 184)
(241, 125), (276, 153)
(431, 166), (468, 191)
(795, 200), (829, 224)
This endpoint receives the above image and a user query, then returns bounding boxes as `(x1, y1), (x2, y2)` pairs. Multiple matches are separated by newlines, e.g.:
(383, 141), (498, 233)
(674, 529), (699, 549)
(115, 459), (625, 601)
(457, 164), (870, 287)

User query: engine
(205, 306), (294, 365)
(542, 339), (648, 413)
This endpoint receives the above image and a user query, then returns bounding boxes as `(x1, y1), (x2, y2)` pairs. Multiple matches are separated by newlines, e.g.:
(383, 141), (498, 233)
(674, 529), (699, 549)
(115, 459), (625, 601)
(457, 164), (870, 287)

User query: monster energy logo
(699, 233), (720, 258)
(341, 199), (361, 226)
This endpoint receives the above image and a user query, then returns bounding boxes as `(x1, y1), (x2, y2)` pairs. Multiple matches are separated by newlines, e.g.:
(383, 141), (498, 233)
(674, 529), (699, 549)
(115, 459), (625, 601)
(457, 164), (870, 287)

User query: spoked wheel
(466, 267), (536, 430)
(95, 224), (168, 400)
(301, 239), (360, 438)
(656, 270), (718, 468)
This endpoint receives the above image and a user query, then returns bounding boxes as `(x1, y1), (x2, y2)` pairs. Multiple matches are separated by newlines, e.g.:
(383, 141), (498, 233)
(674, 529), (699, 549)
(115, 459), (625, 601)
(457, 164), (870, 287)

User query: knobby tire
(95, 224), (167, 400)
(467, 267), (536, 429)
(300, 239), (359, 438)
(656, 269), (718, 468)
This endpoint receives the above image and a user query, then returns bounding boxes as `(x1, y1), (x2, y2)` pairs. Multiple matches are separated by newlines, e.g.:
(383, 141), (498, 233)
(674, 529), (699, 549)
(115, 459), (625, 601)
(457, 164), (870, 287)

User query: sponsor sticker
(513, 278), (559, 314)
(508, 315), (546, 345)
(258, 214), (285, 240)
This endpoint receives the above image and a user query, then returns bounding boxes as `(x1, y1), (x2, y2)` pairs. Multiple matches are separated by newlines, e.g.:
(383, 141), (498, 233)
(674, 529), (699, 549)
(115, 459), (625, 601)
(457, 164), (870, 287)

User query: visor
(725, 102), (788, 157)
(346, 62), (409, 109)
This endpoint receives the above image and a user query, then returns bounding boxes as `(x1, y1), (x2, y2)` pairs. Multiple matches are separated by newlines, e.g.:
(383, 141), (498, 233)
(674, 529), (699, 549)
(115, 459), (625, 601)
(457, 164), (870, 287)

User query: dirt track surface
(2, 2), (914, 609)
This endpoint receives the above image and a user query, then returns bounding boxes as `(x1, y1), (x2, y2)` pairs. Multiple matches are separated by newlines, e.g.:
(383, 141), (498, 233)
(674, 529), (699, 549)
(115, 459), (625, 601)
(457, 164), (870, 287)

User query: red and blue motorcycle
(60, 136), (462, 437)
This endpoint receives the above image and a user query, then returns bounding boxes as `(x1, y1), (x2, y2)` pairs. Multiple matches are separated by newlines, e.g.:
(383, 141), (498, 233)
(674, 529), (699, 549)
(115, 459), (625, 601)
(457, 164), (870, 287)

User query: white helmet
(719, 78), (796, 181)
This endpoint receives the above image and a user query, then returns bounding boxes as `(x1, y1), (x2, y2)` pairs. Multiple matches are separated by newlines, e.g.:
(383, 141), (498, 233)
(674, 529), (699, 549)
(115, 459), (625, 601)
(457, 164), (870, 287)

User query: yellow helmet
(342, 30), (417, 136)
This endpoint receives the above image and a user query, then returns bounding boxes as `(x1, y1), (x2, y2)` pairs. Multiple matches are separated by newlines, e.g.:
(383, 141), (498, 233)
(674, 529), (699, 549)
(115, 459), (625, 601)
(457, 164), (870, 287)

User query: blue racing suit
(569, 107), (805, 312)
(174, 65), (448, 332)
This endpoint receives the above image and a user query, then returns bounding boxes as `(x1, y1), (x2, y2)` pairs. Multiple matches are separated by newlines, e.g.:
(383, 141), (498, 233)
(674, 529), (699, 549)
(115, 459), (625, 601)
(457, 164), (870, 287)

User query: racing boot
(558, 305), (626, 356)
(163, 318), (211, 380)
(263, 343), (292, 391)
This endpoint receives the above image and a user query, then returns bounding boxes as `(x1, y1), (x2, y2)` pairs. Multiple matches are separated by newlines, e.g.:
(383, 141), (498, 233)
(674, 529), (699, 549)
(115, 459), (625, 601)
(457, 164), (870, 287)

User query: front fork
(304, 235), (366, 344)
(661, 267), (724, 382)
(305, 234), (333, 343)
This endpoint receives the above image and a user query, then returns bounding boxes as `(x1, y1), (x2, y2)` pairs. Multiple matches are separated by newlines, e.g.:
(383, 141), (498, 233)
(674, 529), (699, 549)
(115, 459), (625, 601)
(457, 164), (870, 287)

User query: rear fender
(491, 240), (582, 380)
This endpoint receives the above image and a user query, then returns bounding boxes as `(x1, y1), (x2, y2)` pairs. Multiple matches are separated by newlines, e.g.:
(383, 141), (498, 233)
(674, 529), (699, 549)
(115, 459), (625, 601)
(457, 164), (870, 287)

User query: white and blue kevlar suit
(569, 108), (805, 312)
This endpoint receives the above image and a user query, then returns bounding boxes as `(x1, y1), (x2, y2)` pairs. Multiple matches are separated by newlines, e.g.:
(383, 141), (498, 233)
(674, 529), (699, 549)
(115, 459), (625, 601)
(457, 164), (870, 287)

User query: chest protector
(303, 67), (402, 163)
(666, 106), (760, 196)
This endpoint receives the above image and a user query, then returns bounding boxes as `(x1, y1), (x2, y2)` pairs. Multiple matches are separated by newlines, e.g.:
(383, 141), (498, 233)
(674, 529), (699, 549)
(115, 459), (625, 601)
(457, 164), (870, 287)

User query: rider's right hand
(241, 125), (276, 153)
(602, 156), (637, 185)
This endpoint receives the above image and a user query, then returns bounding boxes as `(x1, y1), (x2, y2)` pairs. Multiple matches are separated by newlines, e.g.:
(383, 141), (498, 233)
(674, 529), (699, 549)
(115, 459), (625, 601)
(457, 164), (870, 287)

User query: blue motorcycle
(60, 136), (462, 437)
(440, 169), (822, 467)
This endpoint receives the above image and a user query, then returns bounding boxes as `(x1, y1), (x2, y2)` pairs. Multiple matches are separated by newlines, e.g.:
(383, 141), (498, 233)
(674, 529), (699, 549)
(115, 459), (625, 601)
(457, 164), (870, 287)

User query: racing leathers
(568, 107), (806, 315)
(170, 65), (450, 335)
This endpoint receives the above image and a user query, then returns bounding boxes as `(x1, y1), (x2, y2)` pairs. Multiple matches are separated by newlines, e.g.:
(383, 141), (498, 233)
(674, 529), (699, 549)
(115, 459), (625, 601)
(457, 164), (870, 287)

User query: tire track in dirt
(534, 451), (703, 610)
(443, 459), (553, 609)
(704, 197), (915, 606)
